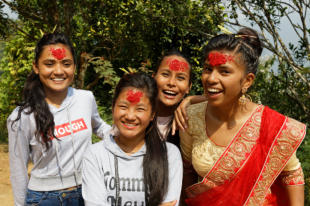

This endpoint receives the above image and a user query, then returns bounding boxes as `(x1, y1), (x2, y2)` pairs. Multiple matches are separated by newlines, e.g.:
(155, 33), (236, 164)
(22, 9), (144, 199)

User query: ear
(32, 62), (39, 74)
(150, 112), (155, 121)
(186, 82), (192, 94)
(242, 73), (255, 90)
(152, 72), (156, 78)
(73, 64), (77, 74)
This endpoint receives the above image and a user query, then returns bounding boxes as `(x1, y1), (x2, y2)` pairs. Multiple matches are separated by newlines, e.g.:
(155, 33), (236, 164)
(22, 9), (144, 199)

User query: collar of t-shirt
(156, 115), (173, 140)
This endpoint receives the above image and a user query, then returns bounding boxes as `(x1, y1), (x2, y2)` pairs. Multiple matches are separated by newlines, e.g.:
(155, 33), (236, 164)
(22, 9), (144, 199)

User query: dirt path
(0, 144), (13, 205)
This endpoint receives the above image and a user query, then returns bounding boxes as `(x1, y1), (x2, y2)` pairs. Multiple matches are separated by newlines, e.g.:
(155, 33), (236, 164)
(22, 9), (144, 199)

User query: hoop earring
(239, 88), (249, 106)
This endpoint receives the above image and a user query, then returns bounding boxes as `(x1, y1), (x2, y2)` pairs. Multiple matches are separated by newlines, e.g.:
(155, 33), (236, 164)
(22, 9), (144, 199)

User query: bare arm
(284, 184), (304, 206)
(279, 154), (305, 206)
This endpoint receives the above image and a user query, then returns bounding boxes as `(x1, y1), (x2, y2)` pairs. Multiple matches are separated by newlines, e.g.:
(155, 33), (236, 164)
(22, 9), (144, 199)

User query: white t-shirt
(156, 116), (173, 140)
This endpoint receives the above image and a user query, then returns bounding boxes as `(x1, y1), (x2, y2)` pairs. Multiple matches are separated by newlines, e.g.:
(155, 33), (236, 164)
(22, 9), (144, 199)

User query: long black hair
(203, 27), (263, 74)
(112, 73), (168, 205)
(12, 33), (75, 148)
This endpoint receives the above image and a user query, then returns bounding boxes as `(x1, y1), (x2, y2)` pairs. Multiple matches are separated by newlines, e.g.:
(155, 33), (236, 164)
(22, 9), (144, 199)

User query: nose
(125, 108), (136, 121)
(206, 70), (219, 84)
(54, 63), (64, 75)
(167, 76), (176, 87)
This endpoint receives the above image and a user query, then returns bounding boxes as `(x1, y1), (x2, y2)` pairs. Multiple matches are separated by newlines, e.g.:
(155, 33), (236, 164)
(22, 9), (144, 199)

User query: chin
(162, 101), (179, 108)
(161, 98), (182, 107)
(53, 88), (70, 93)
(119, 129), (139, 137)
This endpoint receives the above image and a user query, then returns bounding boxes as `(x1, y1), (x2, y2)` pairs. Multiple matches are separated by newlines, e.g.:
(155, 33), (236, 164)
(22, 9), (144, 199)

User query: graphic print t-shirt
(82, 136), (183, 206)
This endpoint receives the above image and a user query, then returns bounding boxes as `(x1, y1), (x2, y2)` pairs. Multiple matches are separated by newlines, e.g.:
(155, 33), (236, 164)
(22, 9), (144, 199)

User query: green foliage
(299, 131), (310, 200)
(0, 0), (224, 142)
(0, 32), (35, 142)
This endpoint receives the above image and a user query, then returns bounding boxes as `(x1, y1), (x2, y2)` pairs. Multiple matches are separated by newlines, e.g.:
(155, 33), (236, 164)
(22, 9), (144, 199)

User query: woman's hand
(172, 97), (192, 135)
(172, 95), (207, 135)
(159, 200), (177, 206)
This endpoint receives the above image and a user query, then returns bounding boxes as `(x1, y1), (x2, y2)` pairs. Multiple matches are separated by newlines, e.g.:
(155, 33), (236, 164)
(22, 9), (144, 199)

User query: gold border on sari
(186, 106), (306, 205)
(186, 106), (264, 197)
(245, 117), (306, 205)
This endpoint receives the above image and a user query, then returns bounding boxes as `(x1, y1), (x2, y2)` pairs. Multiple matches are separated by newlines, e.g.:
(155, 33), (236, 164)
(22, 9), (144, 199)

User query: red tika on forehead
(126, 89), (143, 104)
(208, 52), (234, 67)
(50, 48), (66, 60)
(168, 59), (189, 72)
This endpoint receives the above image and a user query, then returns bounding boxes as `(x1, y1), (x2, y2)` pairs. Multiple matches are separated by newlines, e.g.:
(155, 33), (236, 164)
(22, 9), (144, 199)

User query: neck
(115, 134), (145, 154)
(207, 101), (257, 127)
(156, 100), (176, 117)
(208, 103), (238, 121)
(45, 89), (68, 108)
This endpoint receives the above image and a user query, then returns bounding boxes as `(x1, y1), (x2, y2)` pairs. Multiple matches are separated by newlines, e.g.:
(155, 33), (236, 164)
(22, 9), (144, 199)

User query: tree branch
(283, 11), (303, 40)
(296, 0), (310, 55)
(1, 0), (43, 22)
(230, 0), (310, 90)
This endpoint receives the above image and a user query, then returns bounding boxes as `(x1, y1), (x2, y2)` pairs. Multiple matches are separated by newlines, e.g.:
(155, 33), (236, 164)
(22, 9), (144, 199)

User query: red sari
(184, 106), (306, 206)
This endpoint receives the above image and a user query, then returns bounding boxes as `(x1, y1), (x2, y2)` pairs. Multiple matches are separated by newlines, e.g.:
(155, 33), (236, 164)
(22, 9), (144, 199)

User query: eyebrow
(62, 59), (74, 62)
(117, 100), (148, 107)
(160, 68), (171, 72)
(42, 59), (56, 62)
(136, 103), (148, 107)
(118, 100), (129, 104)
(177, 72), (189, 76)
(161, 67), (189, 74)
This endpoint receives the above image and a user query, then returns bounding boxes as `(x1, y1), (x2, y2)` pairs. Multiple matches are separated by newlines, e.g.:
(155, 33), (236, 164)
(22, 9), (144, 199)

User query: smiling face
(153, 55), (191, 109)
(113, 87), (154, 141)
(202, 50), (254, 108)
(33, 43), (75, 98)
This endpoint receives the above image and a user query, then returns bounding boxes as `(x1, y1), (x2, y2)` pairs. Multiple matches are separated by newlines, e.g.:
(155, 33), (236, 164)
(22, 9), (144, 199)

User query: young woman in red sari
(177, 27), (306, 205)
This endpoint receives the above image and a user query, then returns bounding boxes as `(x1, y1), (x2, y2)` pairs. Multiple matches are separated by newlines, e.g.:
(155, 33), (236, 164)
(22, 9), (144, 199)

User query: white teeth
(52, 78), (65, 81)
(124, 123), (136, 127)
(208, 88), (220, 92)
(164, 90), (177, 95)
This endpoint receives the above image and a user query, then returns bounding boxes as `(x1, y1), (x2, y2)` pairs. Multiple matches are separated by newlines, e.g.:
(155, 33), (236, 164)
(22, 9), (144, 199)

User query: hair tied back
(234, 34), (258, 39)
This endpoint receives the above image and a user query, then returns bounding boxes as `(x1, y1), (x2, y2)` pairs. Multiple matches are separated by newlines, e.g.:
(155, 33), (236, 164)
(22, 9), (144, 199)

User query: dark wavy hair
(12, 33), (75, 148)
(112, 73), (168, 205)
(203, 27), (263, 75)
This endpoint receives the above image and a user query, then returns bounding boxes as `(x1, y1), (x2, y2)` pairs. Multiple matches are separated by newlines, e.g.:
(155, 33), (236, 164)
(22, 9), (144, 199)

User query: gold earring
(239, 88), (248, 105)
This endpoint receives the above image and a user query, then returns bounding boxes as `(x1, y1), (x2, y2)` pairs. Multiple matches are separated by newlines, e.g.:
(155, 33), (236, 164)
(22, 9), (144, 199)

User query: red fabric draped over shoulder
(185, 106), (286, 206)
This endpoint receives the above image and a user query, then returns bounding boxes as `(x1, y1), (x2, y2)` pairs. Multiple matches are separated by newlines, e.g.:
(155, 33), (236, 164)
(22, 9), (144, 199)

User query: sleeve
(283, 151), (301, 171)
(90, 93), (111, 139)
(179, 130), (193, 163)
(82, 148), (108, 206)
(7, 113), (30, 206)
(277, 152), (305, 186)
(162, 144), (183, 205)
(179, 124), (198, 203)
